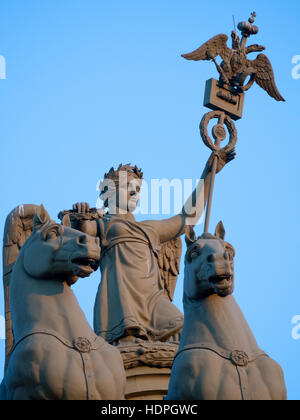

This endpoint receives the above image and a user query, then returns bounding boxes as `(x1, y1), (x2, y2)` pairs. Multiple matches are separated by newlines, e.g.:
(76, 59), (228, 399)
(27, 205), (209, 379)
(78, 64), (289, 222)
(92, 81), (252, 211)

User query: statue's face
(114, 175), (142, 213)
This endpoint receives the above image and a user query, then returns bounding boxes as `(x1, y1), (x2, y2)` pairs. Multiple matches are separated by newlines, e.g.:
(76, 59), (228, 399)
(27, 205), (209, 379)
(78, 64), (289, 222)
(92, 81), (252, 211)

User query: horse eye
(190, 247), (201, 260)
(44, 226), (64, 241)
(45, 231), (57, 241)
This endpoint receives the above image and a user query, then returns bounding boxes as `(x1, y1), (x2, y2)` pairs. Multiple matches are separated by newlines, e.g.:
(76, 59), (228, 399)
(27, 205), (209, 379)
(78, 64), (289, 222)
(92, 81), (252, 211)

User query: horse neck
(181, 294), (259, 354)
(10, 253), (95, 344)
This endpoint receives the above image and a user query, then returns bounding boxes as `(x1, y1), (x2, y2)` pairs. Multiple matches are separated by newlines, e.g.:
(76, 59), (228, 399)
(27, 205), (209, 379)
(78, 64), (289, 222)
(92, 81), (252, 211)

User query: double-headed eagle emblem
(182, 12), (285, 101)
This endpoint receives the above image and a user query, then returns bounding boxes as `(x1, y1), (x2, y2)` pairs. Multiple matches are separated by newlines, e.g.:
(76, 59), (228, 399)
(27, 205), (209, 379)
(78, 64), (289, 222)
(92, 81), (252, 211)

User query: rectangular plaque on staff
(203, 78), (245, 121)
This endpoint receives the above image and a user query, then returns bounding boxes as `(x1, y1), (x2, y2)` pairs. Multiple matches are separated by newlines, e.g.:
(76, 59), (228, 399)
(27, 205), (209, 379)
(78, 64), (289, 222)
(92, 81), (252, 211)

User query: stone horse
(166, 222), (287, 400)
(0, 205), (126, 400)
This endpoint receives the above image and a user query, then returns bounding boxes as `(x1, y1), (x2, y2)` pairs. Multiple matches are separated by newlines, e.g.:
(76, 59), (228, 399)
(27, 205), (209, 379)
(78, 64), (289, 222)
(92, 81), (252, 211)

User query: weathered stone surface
(166, 223), (287, 400)
(1, 205), (126, 400)
(182, 12), (285, 102)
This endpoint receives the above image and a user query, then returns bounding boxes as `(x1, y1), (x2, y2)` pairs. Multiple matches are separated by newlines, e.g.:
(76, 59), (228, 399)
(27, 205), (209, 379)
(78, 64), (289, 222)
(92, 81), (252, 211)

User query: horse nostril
(207, 254), (214, 263)
(77, 235), (87, 245)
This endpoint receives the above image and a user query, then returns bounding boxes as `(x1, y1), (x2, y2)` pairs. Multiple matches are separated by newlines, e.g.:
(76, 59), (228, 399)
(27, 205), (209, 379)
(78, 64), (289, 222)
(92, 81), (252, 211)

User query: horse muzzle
(70, 246), (100, 277)
(209, 274), (234, 296)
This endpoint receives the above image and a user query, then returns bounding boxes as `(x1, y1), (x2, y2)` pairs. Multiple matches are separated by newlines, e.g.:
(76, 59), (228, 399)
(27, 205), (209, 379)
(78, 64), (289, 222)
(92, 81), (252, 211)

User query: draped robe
(93, 213), (184, 343)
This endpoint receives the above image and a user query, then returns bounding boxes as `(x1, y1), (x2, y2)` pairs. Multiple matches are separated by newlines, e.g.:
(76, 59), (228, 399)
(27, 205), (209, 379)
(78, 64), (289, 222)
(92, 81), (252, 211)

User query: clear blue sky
(0, 0), (299, 399)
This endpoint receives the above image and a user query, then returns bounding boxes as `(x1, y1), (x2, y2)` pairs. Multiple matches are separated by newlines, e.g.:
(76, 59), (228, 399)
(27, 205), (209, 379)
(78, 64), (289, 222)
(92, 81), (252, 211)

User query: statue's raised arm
(146, 147), (235, 244)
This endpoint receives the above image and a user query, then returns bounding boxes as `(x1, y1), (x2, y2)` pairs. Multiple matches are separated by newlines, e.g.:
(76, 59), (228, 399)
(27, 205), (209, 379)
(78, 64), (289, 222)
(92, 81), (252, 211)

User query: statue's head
(184, 222), (235, 301)
(99, 163), (143, 214)
(22, 205), (100, 285)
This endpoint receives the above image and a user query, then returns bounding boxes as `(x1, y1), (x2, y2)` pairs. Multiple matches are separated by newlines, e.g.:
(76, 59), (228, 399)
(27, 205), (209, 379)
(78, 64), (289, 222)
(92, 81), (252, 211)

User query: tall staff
(200, 111), (237, 233)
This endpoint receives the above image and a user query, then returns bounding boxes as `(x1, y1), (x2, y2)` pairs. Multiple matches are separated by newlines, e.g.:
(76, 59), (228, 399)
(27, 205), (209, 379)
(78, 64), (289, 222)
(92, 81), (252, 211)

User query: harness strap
(174, 342), (268, 365)
(10, 330), (106, 400)
(174, 342), (269, 401)
(11, 329), (105, 355)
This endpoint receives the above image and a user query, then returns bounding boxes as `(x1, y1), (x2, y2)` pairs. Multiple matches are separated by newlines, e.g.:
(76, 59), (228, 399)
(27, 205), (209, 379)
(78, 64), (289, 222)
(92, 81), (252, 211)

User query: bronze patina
(166, 223), (287, 400)
(182, 12), (285, 101)
(0, 11), (287, 401)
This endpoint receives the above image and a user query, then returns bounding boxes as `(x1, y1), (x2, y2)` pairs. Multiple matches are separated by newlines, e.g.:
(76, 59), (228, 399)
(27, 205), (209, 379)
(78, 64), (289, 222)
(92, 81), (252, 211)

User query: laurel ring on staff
(200, 110), (237, 152)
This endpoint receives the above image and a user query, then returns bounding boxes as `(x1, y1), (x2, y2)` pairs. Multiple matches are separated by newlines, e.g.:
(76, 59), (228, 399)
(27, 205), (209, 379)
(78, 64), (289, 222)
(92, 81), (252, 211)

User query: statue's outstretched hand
(72, 202), (90, 213)
(206, 147), (236, 174)
(70, 203), (99, 237)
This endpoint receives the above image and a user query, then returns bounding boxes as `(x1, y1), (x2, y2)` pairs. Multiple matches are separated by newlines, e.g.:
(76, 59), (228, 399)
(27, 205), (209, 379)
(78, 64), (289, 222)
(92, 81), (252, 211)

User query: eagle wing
(158, 237), (182, 302)
(250, 54), (285, 101)
(181, 34), (231, 62)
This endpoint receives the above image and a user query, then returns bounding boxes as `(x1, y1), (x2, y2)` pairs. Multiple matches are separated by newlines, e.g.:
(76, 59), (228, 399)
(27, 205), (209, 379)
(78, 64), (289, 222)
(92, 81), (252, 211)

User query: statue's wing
(181, 34), (230, 62)
(3, 204), (39, 371)
(250, 54), (285, 101)
(158, 237), (182, 302)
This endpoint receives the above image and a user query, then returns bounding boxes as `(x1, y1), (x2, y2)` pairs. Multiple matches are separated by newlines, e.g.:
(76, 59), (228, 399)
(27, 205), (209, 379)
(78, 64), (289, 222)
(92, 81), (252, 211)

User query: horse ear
(61, 214), (71, 227)
(185, 225), (196, 247)
(215, 221), (225, 240)
(33, 204), (50, 227)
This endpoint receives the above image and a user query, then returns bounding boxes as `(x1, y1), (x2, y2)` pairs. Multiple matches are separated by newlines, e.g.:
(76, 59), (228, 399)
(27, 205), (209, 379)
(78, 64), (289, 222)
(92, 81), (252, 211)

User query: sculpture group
(1, 12), (287, 400)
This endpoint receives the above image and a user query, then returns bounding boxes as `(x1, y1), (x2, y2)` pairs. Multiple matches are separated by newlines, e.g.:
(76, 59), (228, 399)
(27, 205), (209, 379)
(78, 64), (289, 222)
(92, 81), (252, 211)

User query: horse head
(184, 222), (235, 301)
(22, 205), (100, 285)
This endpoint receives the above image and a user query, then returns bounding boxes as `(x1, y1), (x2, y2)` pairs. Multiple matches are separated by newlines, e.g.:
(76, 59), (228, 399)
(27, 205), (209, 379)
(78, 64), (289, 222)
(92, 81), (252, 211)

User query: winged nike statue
(182, 13), (285, 101)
